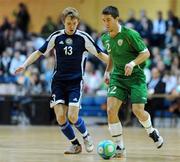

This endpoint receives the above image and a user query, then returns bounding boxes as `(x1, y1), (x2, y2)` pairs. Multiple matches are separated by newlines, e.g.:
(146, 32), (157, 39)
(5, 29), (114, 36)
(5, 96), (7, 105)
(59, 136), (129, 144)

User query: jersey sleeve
(38, 32), (57, 56)
(127, 30), (148, 54)
(83, 32), (103, 56)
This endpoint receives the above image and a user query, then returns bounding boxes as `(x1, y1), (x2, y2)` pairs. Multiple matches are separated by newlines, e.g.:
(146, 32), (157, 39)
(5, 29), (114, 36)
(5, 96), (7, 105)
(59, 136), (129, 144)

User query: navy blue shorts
(50, 79), (83, 108)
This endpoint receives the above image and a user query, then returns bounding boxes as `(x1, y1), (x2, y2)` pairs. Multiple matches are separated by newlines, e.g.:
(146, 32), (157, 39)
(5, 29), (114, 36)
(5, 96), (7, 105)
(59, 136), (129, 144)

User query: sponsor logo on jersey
(73, 98), (78, 102)
(65, 38), (73, 45)
(118, 39), (123, 46)
(59, 41), (64, 44)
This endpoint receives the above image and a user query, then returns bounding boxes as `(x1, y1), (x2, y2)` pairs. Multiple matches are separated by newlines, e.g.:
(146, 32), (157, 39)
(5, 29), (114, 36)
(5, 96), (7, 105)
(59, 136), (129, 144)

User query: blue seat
(94, 96), (107, 106)
(81, 96), (94, 106)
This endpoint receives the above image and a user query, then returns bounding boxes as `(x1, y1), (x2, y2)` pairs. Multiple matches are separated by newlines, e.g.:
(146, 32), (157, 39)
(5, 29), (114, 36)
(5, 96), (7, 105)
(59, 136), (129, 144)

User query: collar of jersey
(63, 29), (77, 35)
(118, 24), (122, 33)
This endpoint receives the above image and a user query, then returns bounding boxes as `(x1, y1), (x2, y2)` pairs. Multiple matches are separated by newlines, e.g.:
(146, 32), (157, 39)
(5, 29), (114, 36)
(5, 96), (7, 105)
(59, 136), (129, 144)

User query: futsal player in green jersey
(101, 6), (163, 157)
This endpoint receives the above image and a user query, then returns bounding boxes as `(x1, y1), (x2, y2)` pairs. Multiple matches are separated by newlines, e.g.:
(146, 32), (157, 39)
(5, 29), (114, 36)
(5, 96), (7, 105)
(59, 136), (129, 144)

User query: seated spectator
(84, 61), (103, 95)
(146, 67), (166, 124)
(163, 70), (177, 94)
(25, 68), (43, 95)
(9, 50), (26, 75)
(168, 75), (180, 117)
(41, 55), (54, 93)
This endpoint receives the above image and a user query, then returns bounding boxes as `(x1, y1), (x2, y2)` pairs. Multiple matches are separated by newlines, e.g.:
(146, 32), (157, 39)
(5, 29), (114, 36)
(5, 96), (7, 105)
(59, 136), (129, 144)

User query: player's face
(102, 14), (118, 32)
(64, 16), (79, 35)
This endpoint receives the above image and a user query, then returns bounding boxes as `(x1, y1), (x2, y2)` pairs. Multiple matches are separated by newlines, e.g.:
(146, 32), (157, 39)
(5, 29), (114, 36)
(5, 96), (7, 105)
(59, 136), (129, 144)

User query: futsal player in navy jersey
(15, 7), (108, 154)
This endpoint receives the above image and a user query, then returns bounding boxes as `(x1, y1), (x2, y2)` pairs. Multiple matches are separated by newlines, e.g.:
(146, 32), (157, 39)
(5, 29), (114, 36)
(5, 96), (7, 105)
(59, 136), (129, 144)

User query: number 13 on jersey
(64, 46), (73, 55)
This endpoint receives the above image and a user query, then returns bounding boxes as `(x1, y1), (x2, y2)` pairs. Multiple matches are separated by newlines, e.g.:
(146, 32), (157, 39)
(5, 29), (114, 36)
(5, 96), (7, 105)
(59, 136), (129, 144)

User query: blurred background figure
(146, 67), (166, 125)
(41, 16), (57, 38)
(13, 2), (30, 37)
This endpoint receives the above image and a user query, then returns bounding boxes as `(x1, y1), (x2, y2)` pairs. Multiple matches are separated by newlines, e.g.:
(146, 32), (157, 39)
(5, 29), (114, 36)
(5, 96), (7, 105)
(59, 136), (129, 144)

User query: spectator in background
(125, 9), (138, 30)
(171, 56), (180, 76)
(25, 69), (43, 95)
(0, 47), (13, 83)
(84, 60), (103, 95)
(1, 17), (11, 31)
(41, 16), (57, 38)
(166, 10), (179, 30)
(163, 70), (177, 94)
(41, 55), (54, 93)
(169, 75), (180, 117)
(136, 9), (153, 42)
(147, 67), (166, 124)
(9, 51), (26, 76)
(152, 11), (166, 48)
(14, 3), (30, 37)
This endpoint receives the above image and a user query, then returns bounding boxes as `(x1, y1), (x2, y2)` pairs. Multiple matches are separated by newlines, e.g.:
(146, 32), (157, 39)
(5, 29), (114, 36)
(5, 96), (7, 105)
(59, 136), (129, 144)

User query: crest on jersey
(65, 38), (73, 45)
(118, 39), (123, 46)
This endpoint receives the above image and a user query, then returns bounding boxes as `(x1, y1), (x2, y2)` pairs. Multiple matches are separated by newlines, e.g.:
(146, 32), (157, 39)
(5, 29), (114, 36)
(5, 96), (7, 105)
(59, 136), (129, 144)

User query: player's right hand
(15, 65), (26, 75)
(104, 71), (110, 85)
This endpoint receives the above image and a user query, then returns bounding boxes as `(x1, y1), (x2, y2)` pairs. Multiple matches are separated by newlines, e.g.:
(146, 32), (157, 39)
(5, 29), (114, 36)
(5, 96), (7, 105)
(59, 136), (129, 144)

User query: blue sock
(59, 121), (76, 141)
(74, 117), (88, 138)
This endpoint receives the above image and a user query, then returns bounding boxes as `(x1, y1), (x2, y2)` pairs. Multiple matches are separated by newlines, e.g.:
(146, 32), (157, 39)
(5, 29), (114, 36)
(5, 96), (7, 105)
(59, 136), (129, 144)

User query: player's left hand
(124, 61), (136, 76)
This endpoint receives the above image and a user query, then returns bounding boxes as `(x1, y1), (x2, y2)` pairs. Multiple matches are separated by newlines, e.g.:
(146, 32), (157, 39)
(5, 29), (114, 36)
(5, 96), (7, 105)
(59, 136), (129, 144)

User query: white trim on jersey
(76, 30), (99, 56)
(139, 48), (148, 53)
(43, 30), (64, 56)
(81, 51), (88, 77)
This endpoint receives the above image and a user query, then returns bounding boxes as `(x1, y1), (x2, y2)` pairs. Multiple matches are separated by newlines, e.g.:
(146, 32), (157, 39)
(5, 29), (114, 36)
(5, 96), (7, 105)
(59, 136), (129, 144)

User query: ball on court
(97, 140), (115, 159)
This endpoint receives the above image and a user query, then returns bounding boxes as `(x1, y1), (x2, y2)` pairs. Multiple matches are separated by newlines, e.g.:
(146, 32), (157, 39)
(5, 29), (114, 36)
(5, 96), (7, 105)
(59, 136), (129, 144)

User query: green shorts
(108, 72), (147, 104)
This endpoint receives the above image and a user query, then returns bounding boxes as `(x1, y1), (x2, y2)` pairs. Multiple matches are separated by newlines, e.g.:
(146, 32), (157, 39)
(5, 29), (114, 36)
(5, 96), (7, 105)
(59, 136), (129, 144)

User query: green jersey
(101, 25), (148, 76)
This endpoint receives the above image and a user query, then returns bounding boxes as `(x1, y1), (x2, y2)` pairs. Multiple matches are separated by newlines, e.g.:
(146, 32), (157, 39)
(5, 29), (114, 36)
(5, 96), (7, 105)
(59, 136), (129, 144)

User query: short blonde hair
(62, 7), (80, 22)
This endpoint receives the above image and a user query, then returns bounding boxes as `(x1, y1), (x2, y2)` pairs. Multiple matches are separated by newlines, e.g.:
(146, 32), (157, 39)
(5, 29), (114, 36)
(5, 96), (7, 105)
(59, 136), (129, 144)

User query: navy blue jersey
(39, 29), (102, 80)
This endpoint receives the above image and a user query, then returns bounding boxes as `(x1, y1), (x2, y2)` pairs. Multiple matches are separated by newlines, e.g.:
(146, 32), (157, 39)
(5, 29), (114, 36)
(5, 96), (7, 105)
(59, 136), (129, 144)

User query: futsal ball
(97, 140), (115, 159)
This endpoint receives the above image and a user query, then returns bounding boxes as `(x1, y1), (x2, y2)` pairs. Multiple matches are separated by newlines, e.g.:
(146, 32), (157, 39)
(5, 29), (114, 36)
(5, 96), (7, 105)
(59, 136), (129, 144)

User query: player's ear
(115, 16), (119, 21)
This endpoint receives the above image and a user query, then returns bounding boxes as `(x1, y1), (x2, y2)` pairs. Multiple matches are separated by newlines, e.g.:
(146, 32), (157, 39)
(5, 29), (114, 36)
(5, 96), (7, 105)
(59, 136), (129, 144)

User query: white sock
(139, 114), (154, 134)
(82, 130), (88, 138)
(108, 122), (124, 148)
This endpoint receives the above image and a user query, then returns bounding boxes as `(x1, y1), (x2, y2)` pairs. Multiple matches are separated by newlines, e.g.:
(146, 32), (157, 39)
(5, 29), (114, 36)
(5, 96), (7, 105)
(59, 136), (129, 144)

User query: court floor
(0, 125), (179, 162)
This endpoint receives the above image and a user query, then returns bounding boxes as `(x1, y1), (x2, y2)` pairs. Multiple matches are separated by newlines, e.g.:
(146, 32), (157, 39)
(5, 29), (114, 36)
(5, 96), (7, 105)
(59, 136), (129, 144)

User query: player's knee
(132, 106), (143, 116)
(56, 114), (66, 125)
(68, 114), (78, 124)
(107, 107), (117, 119)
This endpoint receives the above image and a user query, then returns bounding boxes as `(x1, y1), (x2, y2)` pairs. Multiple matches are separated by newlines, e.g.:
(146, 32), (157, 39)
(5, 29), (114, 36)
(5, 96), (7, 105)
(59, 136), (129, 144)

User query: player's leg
(107, 96), (126, 157)
(68, 80), (94, 152)
(132, 104), (163, 148)
(50, 80), (81, 154)
(68, 106), (94, 152)
(131, 76), (163, 148)
(54, 104), (82, 154)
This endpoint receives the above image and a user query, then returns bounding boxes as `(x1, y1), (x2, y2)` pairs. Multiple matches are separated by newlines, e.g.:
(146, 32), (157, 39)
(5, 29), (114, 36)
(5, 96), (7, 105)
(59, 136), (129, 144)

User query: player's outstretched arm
(96, 52), (109, 64)
(15, 50), (42, 74)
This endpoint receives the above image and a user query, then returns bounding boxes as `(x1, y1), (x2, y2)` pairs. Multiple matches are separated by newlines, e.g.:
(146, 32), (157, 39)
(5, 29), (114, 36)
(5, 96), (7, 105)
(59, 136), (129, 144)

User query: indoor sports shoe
(83, 135), (94, 152)
(113, 145), (126, 158)
(64, 144), (82, 154)
(149, 129), (163, 149)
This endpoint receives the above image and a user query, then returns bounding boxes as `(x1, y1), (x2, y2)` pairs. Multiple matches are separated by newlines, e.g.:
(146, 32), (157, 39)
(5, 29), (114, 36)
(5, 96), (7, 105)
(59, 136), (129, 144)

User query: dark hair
(102, 6), (119, 18)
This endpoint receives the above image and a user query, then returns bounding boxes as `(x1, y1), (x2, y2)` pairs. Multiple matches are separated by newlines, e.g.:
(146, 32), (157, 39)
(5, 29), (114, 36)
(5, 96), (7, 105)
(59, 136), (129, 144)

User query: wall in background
(0, 0), (179, 33)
